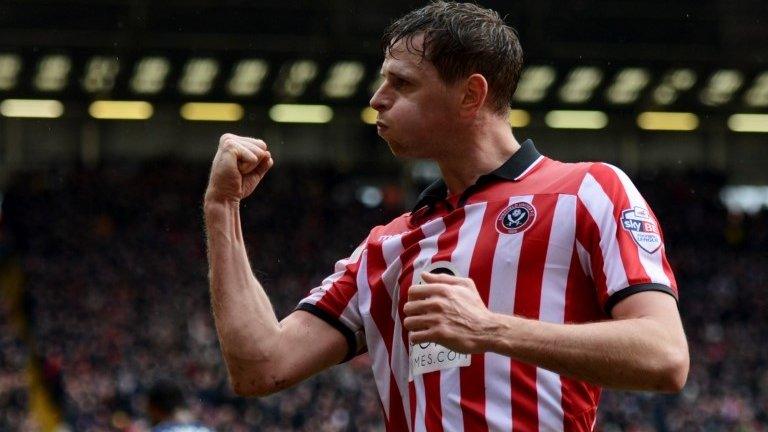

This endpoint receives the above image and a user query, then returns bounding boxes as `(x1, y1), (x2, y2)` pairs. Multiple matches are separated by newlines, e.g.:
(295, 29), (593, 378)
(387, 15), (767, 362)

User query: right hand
(205, 133), (274, 204)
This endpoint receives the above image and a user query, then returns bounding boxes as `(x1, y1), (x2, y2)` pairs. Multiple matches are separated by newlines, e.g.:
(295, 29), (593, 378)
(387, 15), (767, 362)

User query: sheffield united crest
(496, 202), (536, 234)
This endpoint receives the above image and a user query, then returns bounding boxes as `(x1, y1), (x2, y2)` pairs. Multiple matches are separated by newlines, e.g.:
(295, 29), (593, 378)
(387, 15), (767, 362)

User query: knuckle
(219, 133), (236, 145)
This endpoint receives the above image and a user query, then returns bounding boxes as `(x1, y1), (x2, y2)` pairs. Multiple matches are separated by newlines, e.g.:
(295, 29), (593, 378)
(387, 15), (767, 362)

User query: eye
(391, 76), (408, 89)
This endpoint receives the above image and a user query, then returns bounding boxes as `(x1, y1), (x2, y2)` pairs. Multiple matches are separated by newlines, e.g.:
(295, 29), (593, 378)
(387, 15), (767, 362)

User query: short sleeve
(575, 163), (678, 315)
(295, 237), (368, 362)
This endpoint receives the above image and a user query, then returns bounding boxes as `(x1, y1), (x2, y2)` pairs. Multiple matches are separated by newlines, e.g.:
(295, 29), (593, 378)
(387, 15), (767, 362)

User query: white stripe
(515, 155), (546, 180)
(436, 203), (486, 431)
(485, 195), (532, 431)
(413, 374), (427, 432)
(381, 234), (413, 431)
(578, 173), (630, 296)
(606, 164), (671, 286)
(575, 241), (591, 278)
(410, 218), (447, 430)
(357, 252), (392, 420)
(536, 195), (576, 431)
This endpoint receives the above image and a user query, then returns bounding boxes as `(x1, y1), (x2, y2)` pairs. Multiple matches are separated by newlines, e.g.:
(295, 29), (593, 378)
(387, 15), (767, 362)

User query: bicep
(268, 310), (350, 391)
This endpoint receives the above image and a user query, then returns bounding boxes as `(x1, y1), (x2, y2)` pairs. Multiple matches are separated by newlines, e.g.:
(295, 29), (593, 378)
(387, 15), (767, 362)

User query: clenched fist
(205, 133), (274, 204)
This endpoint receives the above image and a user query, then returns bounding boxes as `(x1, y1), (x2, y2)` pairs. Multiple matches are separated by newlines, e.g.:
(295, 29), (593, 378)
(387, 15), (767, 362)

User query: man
(147, 380), (212, 432)
(203, 2), (689, 431)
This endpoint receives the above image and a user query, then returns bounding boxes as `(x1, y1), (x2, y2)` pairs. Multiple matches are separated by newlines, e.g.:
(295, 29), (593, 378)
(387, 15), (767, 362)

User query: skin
(203, 34), (689, 397)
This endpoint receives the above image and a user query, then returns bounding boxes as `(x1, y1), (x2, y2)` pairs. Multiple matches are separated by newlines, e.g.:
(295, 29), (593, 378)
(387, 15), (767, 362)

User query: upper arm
(576, 162), (678, 314)
(250, 238), (370, 396)
(264, 310), (350, 392)
(611, 290), (683, 329)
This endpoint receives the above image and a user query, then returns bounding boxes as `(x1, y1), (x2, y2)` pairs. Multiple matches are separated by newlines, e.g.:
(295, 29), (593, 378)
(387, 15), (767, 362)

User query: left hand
(403, 272), (497, 354)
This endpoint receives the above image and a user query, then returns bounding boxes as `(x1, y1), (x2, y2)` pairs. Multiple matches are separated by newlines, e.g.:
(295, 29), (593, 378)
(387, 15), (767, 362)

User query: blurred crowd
(1, 161), (766, 431)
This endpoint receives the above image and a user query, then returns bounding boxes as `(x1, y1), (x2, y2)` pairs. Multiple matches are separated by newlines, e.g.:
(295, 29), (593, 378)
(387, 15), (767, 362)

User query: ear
(459, 73), (489, 117)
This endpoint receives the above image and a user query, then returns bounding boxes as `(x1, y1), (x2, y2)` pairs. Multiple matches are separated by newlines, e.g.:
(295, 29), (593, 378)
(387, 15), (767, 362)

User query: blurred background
(0, 0), (766, 431)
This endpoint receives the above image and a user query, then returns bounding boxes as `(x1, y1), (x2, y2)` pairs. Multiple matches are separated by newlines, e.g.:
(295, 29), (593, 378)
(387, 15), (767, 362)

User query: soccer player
(203, 2), (689, 430)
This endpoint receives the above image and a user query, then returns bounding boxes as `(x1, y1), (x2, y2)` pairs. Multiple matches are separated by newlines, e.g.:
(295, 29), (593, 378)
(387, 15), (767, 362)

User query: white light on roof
(508, 109), (530, 128)
(513, 65), (556, 103)
(278, 60), (318, 98)
(34, 55), (71, 92)
(322, 61), (365, 98)
(89, 100), (153, 120)
(744, 72), (768, 108)
(361, 107), (377, 124)
(637, 112), (699, 131)
(559, 67), (603, 104)
(653, 69), (697, 105)
(179, 58), (219, 95)
(728, 114), (768, 133)
(269, 104), (332, 123)
(668, 69), (697, 90)
(0, 99), (64, 118)
(606, 68), (650, 104)
(131, 57), (170, 94)
(180, 102), (243, 122)
(0, 54), (21, 90)
(700, 69), (743, 106)
(227, 59), (269, 96)
(720, 185), (768, 214)
(545, 110), (608, 129)
(82, 56), (120, 93)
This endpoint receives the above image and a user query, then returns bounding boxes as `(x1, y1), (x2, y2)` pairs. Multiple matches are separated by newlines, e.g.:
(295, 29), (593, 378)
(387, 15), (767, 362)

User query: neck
(436, 115), (521, 197)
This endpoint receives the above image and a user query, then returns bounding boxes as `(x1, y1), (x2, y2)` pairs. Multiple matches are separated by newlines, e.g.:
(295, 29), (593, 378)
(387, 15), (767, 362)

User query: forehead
(381, 34), (432, 75)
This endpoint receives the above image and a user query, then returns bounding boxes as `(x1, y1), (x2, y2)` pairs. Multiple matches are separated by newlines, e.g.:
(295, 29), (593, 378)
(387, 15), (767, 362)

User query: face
(369, 34), (462, 159)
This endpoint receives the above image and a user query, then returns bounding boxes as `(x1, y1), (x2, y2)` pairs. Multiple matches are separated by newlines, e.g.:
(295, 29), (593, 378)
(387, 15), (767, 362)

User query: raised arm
(204, 133), (348, 397)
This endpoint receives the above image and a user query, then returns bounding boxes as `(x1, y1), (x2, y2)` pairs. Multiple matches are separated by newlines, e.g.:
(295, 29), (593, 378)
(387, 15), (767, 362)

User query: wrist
(203, 196), (239, 218)
(479, 312), (515, 354)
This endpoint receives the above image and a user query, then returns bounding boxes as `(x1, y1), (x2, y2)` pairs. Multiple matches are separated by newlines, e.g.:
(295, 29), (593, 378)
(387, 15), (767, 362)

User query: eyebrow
(380, 67), (416, 82)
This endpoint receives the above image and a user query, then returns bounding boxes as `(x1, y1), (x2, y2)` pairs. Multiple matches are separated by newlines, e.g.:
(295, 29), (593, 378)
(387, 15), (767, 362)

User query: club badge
(496, 202), (536, 234)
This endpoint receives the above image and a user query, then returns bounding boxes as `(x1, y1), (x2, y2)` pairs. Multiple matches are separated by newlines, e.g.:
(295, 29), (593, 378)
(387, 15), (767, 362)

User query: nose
(369, 83), (389, 112)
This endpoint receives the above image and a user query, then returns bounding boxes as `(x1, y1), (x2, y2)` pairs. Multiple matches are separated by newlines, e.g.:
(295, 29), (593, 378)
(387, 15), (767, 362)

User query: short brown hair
(382, 1), (524, 114)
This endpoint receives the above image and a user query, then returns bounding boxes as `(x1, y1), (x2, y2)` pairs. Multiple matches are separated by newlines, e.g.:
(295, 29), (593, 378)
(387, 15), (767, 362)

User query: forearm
(484, 314), (688, 392)
(204, 200), (280, 374)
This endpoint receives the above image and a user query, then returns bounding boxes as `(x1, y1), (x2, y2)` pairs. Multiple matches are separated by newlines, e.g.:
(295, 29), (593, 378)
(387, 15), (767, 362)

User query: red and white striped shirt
(297, 139), (677, 432)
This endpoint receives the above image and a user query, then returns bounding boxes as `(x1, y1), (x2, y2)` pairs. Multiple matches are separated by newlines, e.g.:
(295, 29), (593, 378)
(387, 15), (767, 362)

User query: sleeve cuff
(605, 283), (678, 316)
(295, 303), (360, 363)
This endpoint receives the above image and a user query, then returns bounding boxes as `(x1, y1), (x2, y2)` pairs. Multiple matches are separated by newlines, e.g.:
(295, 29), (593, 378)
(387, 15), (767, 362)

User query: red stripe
(397, 227), (429, 430)
(511, 195), (557, 432)
(367, 240), (409, 431)
(459, 201), (509, 432)
(561, 247), (602, 431)
(575, 198), (611, 312)
(588, 164), (652, 286)
(315, 256), (362, 317)
(423, 208), (467, 431)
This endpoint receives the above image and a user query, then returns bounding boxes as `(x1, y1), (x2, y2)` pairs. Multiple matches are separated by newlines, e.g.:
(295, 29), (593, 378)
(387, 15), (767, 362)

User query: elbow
(230, 376), (277, 398)
(224, 357), (284, 397)
(229, 367), (287, 397)
(655, 345), (690, 393)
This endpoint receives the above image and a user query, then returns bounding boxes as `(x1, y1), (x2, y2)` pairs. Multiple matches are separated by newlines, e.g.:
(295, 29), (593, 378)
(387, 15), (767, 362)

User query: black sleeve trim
(295, 303), (358, 363)
(605, 283), (678, 316)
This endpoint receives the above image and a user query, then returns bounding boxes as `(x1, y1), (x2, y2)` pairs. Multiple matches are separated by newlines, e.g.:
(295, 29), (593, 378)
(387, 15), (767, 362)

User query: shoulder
(365, 212), (413, 245)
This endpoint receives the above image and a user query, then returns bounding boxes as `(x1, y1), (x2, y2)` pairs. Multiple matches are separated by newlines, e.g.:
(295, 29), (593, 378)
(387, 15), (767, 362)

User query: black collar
(411, 139), (542, 213)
